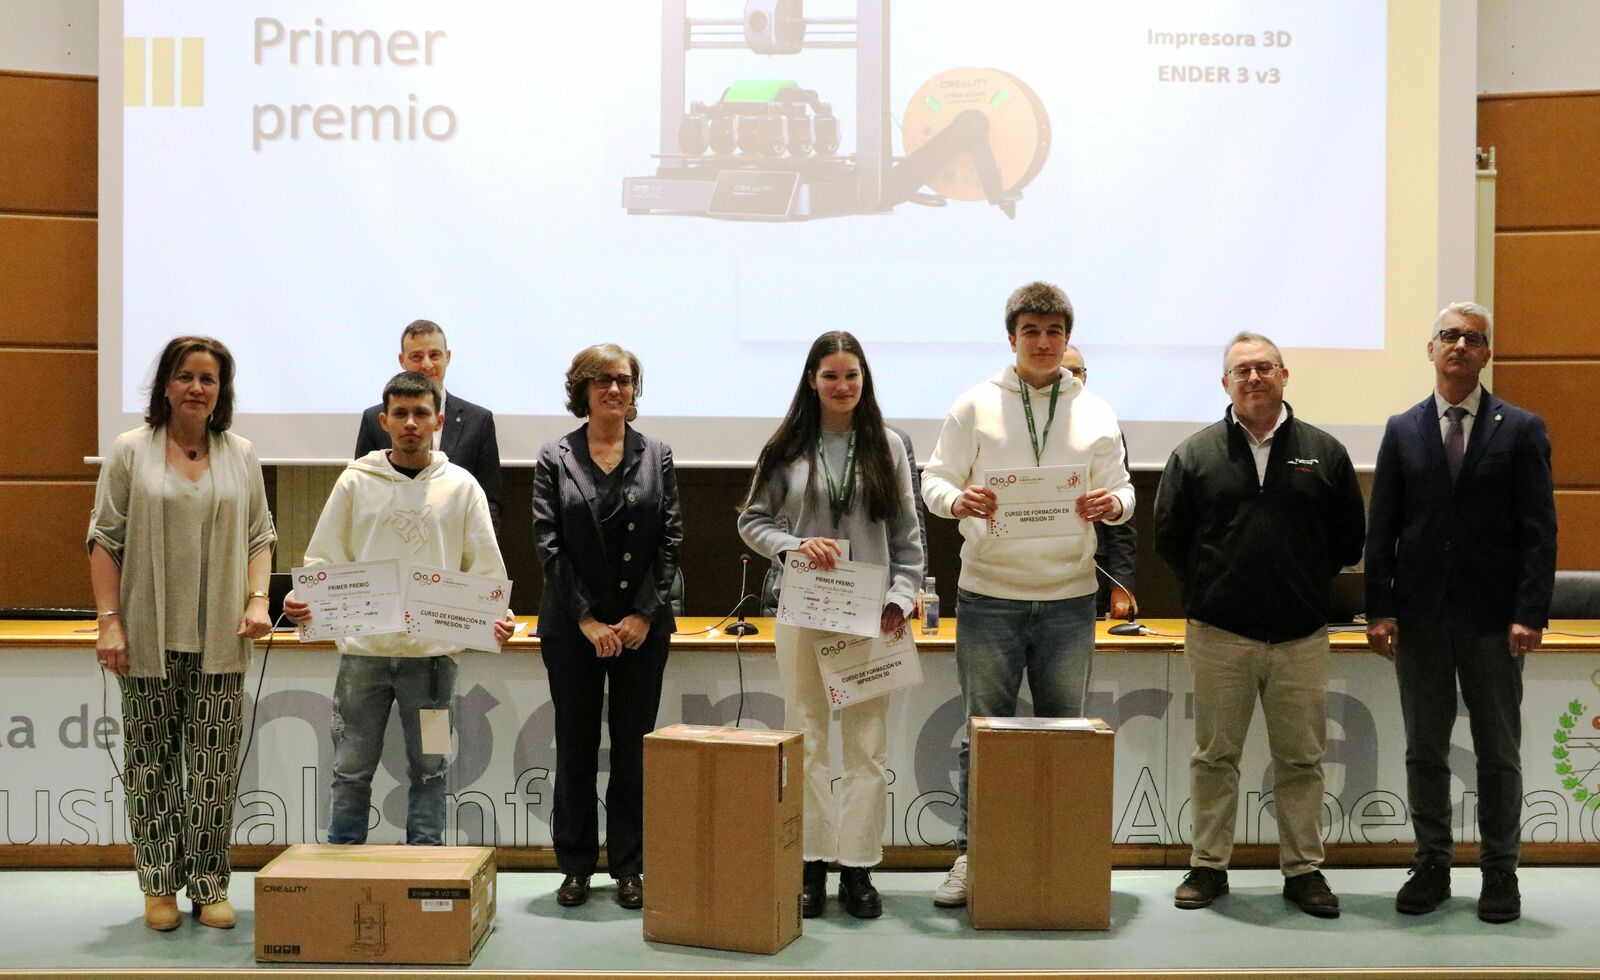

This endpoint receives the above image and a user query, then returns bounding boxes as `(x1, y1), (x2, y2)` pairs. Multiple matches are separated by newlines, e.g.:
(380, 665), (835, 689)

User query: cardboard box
(968, 717), (1114, 930)
(643, 724), (803, 954)
(255, 844), (495, 964)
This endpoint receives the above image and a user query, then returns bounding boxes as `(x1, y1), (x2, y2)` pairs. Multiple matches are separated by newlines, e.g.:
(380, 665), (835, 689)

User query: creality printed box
(255, 844), (496, 964)
(968, 716), (1114, 930)
(643, 724), (803, 954)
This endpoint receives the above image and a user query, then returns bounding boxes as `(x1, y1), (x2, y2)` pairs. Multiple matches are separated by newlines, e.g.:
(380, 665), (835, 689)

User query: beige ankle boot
(196, 898), (236, 929)
(144, 894), (181, 931)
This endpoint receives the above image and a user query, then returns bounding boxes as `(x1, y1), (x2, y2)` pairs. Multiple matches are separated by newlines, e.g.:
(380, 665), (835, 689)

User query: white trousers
(773, 623), (889, 867)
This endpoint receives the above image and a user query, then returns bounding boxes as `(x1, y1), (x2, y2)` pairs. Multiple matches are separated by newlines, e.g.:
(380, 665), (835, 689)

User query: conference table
(10, 616), (1600, 651)
(4, 618), (1598, 868)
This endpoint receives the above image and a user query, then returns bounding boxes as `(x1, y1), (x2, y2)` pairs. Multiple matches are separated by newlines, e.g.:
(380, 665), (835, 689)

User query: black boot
(839, 866), (882, 919)
(802, 860), (827, 918)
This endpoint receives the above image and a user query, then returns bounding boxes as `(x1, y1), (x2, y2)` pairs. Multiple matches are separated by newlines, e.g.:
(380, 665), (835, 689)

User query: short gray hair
(1222, 331), (1284, 373)
(1433, 301), (1493, 339)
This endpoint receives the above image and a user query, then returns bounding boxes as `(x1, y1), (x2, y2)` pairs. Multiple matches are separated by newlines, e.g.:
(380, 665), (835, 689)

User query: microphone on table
(726, 553), (759, 636)
(1096, 562), (1146, 636)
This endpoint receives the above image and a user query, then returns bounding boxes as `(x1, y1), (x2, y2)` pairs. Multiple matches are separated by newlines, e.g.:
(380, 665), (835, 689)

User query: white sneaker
(933, 854), (968, 907)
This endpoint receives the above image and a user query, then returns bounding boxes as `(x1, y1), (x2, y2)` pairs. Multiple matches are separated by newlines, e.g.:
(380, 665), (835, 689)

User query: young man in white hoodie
(285, 371), (513, 845)
(921, 281), (1136, 906)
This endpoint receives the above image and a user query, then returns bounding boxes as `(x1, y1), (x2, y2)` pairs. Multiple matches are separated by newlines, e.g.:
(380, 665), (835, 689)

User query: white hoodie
(304, 450), (505, 658)
(922, 365), (1134, 601)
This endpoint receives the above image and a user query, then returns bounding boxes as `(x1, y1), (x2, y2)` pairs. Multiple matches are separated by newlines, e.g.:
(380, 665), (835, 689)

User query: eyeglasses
(1226, 362), (1282, 382)
(1435, 327), (1489, 348)
(1065, 367), (1086, 379)
(593, 373), (635, 390)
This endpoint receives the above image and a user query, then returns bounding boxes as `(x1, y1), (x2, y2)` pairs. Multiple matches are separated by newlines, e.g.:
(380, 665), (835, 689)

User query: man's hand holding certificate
(404, 566), (514, 653)
(290, 560), (405, 641)
(286, 562), (512, 652)
(776, 555), (887, 638)
(984, 465), (1088, 538)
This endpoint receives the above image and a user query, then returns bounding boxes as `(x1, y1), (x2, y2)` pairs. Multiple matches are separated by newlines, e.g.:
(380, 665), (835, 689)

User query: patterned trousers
(120, 649), (245, 903)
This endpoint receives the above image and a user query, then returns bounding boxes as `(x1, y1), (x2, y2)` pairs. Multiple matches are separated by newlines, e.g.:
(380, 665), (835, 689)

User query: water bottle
(920, 576), (940, 635)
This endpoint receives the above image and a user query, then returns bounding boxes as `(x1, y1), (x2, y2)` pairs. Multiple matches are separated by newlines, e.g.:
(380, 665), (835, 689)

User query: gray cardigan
(88, 426), (277, 677)
(738, 427), (924, 614)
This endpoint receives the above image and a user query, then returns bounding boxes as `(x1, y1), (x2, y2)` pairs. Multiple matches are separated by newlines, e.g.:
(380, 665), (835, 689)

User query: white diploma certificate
(291, 560), (404, 641)
(776, 556), (886, 638)
(813, 622), (924, 707)
(404, 566), (512, 653)
(984, 464), (1088, 538)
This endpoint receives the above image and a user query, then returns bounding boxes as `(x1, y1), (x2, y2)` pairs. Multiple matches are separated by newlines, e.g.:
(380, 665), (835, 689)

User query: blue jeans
(328, 655), (457, 845)
(954, 589), (1096, 847)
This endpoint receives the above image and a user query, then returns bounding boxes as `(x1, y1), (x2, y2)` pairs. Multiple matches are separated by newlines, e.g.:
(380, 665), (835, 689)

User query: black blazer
(532, 424), (682, 641)
(1365, 387), (1557, 630)
(355, 391), (504, 537)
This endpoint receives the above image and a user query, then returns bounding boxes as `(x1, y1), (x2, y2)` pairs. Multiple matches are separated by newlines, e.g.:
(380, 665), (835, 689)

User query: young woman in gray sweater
(737, 331), (924, 919)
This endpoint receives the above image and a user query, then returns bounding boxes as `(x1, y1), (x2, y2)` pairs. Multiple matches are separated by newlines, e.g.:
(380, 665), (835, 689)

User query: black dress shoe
(1283, 870), (1340, 918)
(556, 874), (591, 907)
(1478, 869), (1521, 923)
(802, 860), (827, 918)
(839, 866), (882, 919)
(615, 874), (643, 910)
(1396, 862), (1451, 914)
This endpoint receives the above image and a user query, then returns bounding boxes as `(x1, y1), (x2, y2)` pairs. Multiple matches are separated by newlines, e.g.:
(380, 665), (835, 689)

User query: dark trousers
(1395, 619), (1525, 871)
(542, 631), (669, 877)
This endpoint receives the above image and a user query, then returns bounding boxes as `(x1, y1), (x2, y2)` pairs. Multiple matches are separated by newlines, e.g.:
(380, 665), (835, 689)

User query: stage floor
(2, 867), (1598, 977)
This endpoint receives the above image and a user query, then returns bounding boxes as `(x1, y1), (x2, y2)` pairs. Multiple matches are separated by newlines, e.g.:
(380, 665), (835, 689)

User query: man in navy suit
(355, 320), (505, 538)
(1365, 301), (1557, 924)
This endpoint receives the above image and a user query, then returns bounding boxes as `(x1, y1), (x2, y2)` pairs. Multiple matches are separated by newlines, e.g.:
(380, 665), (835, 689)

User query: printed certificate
(984, 464), (1088, 538)
(404, 566), (512, 653)
(291, 560), (404, 641)
(776, 556), (886, 637)
(814, 622), (924, 707)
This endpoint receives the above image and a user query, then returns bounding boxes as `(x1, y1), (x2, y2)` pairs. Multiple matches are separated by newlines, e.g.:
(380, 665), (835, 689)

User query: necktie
(1444, 406), (1467, 481)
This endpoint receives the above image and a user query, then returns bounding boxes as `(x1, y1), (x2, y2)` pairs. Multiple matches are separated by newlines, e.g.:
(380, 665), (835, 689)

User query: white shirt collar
(1230, 403), (1288, 448)
(1434, 386), (1481, 419)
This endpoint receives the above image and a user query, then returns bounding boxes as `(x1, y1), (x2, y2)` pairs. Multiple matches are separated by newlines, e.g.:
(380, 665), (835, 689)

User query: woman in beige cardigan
(88, 336), (276, 932)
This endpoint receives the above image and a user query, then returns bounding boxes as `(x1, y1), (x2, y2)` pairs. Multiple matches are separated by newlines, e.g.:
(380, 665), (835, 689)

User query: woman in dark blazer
(533, 343), (682, 910)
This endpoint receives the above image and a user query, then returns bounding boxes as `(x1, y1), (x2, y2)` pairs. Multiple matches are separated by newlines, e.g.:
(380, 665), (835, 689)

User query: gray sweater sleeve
(737, 468), (805, 560)
(884, 435), (924, 614)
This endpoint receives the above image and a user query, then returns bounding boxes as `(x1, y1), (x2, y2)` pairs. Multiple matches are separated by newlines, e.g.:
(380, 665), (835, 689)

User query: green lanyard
(1020, 375), (1061, 466)
(817, 433), (857, 527)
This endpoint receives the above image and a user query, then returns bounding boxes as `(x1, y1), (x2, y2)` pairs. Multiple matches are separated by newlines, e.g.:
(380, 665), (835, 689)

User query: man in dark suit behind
(355, 320), (505, 538)
(1365, 301), (1557, 925)
(1063, 346), (1137, 619)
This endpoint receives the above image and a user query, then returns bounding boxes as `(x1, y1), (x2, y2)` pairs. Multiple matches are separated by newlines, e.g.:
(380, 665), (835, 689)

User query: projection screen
(99, 1), (1476, 466)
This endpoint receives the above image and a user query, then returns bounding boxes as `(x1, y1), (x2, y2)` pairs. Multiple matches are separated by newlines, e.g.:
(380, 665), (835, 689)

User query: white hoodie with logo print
(922, 365), (1134, 602)
(302, 450), (504, 658)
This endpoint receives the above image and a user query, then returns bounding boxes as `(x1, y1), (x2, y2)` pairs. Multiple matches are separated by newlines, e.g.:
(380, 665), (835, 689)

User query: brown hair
(743, 331), (903, 524)
(144, 336), (236, 433)
(401, 319), (447, 348)
(564, 343), (643, 422)
(1004, 280), (1074, 336)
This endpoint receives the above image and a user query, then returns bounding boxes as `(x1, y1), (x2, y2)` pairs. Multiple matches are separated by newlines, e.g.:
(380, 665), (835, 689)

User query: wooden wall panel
(269, 466), (342, 571)
(0, 351), (96, 480)
(1479, 94), (1600, 230)
(0, 215), (96, 346)
(1491, 362), (1600, 488)
(0, 72), (96, 215)
(1555, 493), (1600, 569)
(0, 482), (95, 608)
(1493, 232), (1600, 357)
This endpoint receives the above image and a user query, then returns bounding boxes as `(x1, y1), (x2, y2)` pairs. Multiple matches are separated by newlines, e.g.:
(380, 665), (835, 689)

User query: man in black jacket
(354, 320), (505, 538)
(1154, 332), (1365, 918)
(1365, 302), (1556, 924)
